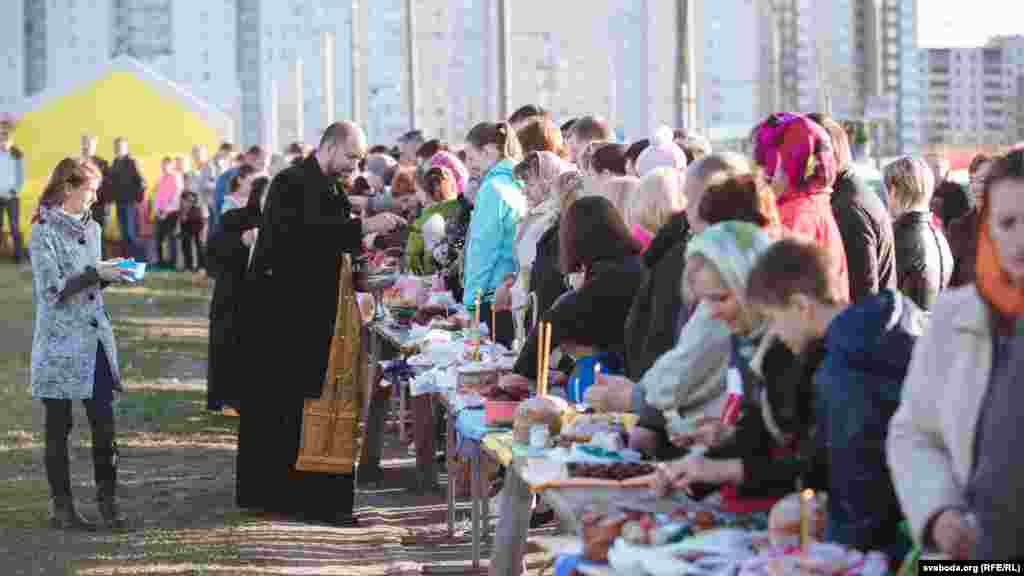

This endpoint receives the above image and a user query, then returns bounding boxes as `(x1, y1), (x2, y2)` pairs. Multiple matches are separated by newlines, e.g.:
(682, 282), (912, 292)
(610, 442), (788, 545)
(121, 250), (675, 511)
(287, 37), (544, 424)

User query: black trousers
(42, 344), (117, 500)
(180, 228), (205, 271)
(0, 195), (24, 262)
(155, 213), (179, 267)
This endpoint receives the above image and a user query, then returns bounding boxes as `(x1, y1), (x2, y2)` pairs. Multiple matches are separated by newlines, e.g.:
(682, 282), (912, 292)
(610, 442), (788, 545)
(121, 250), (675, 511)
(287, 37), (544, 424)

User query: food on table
(620, 520), (650, 546)
(566, 462), (656, 480)
(513, 396), (570, 443)
(480, 383), (530, 402)
(412, 306), (453, 326)
(581, 512), (628, 562)
(767, 491), (828, 547)
(742, 542), (890, 575)
(692, 510), (717, 532)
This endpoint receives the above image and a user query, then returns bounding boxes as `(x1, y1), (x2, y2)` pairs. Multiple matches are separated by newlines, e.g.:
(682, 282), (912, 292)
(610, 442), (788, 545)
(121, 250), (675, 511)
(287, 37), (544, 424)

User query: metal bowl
(364, 272), (399, 292)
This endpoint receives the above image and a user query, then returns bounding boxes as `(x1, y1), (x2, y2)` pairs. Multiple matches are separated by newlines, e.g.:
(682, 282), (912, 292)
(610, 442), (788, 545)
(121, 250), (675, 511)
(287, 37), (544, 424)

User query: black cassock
(236, 155), (363, 521)
(206, 204), (260, 411)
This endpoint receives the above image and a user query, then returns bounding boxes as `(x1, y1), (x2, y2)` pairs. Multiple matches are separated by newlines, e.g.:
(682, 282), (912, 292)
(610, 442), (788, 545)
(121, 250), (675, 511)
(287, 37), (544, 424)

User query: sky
(917, 0), (1024, 47)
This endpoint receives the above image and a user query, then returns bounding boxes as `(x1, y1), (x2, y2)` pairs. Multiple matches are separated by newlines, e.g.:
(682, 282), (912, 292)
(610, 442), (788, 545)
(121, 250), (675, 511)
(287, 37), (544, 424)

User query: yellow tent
(9, 56), (233, 242)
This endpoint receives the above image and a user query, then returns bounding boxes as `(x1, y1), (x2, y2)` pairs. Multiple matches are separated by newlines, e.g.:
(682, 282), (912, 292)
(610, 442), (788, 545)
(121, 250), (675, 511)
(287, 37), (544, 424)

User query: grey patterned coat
(30, 206), (121, 400)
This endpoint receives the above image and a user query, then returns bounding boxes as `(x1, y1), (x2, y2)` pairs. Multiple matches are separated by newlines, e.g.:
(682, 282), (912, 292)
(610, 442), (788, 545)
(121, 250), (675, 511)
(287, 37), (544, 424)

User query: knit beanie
(636, 126), (688, 177)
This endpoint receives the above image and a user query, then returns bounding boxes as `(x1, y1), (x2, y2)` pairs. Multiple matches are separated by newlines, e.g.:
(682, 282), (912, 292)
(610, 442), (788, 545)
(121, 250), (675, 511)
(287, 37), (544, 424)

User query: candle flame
(802, 489), (815, 501)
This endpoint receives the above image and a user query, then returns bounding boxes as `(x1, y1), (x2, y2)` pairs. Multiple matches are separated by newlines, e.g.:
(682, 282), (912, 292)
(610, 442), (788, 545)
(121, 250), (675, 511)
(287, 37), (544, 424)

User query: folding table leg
(399, 378), (409, 444)
(472, 450), (482, 569)
(446, 402), (456, 537)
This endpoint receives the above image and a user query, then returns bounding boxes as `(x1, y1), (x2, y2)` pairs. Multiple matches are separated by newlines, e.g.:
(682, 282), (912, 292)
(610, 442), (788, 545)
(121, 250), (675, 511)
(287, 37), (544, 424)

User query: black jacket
(89, 156), (112, 225)
(830, 168), (897, 303)
(529, 223), (568, 321)
(701, 340), (828, 500)
(206, 205), (261, 409)
(514, 254), (646, 380)
(893, 211), (953, 311)
(107, 155), (146, 204)
(947, 208), (979, 288)
(248, 155), (363, 400)
(623, 212), (692, 381)
(935, 179), (971, 226)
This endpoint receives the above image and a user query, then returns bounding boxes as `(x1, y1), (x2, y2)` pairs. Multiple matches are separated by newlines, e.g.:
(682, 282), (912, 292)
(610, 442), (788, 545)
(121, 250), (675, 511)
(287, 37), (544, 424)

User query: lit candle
(800, 488), (814, 552)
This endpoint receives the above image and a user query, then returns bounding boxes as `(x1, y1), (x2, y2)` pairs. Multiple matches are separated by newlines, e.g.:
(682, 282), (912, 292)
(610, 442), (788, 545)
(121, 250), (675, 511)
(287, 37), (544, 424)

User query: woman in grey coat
(30, 158), (129, 530)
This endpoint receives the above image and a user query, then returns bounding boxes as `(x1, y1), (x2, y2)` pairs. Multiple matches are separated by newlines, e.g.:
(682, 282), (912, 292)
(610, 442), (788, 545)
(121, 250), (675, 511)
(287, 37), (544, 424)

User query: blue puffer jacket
(816, 288), (927, 561)
(462, 159), (526, 307)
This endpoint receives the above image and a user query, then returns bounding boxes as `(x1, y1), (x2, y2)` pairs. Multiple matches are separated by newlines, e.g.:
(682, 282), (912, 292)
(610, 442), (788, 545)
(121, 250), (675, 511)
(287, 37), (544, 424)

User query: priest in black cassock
(236, 121), (405, 526)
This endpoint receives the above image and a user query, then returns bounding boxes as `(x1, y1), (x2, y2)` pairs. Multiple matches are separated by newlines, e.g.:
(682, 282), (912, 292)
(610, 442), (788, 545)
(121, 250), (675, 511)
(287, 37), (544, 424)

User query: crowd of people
(22, 99), (1023, 564)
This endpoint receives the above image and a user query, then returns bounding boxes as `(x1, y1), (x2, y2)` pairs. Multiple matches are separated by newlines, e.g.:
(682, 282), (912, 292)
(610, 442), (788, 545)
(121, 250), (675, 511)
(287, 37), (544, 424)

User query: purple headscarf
(430, 151), (469, 197)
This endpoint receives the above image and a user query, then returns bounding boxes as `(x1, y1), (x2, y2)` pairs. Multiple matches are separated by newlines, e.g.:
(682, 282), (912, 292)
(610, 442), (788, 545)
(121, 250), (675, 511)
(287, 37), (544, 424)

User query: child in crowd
(178, 190), (207, 272)
(745, 238), (923, 562)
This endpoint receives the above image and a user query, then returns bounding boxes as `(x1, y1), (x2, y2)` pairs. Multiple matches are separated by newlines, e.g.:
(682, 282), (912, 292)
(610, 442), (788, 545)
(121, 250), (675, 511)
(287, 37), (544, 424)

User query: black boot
(97, 484), (128, 530)
(49, 496), (97, 531)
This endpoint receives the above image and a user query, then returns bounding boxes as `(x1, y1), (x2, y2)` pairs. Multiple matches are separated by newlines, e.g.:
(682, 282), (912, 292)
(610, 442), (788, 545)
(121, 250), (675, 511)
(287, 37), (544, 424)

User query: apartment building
(923, 44), (1016, 147)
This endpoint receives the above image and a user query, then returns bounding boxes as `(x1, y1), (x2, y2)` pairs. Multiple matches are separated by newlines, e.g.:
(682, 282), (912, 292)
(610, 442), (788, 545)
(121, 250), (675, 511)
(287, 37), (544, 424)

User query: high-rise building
(922, 45), (1014, 148)
(691, 0), (779, 146)
(988, 35), (1024, 143)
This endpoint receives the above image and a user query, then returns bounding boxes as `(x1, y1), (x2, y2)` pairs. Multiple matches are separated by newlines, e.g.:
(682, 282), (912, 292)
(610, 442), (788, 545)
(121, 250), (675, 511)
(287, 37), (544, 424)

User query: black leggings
(42, 344), (118, 499)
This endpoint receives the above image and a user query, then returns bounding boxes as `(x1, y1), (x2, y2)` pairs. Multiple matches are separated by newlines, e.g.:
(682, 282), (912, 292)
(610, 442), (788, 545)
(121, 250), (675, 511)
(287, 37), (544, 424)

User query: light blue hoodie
(462, 158), (527, 308)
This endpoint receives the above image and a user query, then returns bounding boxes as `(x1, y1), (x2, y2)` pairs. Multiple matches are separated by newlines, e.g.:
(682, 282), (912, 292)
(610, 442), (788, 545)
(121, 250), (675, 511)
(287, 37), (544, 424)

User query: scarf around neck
(977, 219), (1024, 317)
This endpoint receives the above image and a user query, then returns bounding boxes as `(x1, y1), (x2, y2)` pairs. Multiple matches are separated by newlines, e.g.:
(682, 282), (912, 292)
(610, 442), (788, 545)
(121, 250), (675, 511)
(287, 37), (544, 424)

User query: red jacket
(778, 192), (851, 303)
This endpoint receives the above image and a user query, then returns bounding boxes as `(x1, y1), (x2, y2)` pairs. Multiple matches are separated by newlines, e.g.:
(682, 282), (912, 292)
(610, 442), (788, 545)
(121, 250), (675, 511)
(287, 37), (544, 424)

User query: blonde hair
(627, 166), (687, 234)
(884, 156), (935, 213)
(601, 176), (640, 216)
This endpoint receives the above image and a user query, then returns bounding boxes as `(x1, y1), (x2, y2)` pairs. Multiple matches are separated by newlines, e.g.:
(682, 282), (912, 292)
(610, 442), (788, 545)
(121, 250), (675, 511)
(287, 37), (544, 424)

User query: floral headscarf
(685, 221), (775, 337)
(752, 113), (836, 200)
(515, 152), (576, 272)
(430, 151), (469, 197)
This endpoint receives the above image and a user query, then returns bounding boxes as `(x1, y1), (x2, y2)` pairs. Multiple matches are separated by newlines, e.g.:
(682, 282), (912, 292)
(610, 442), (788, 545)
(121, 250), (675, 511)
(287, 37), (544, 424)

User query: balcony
(984, 67), (1004, 77)
(930, 66), (950, 75)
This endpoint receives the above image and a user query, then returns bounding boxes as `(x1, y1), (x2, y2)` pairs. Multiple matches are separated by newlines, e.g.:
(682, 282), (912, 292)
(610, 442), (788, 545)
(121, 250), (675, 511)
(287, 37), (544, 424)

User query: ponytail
(466, 121), (523, 162)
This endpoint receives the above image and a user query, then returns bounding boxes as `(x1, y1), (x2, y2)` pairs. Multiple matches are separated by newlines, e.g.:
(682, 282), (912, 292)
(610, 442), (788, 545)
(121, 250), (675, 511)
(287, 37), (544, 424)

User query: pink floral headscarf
(430, 151), (469, 197)
(752, 113), (836, 199)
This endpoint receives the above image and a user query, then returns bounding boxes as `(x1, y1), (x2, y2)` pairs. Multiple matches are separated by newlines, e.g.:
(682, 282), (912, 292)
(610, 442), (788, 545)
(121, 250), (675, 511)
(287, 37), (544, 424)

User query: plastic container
(116, 259), (147, 282)
(567, 355), (610, 404)
(485, 400), (520, 427)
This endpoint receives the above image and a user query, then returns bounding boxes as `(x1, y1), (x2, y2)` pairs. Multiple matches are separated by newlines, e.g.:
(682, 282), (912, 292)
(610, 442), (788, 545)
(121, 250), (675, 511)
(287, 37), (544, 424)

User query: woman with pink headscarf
(752, 113), (850, 303)
(403, 151), (470, 275)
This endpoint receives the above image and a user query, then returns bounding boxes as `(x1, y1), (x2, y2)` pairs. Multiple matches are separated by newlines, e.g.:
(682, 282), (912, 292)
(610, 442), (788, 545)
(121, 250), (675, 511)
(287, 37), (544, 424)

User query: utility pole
(678, 0), (699, 131)
(351, 0), (367, 127)
(321, 31), (336, 129)
(402, 0), (419, 131)
(496, 0), (511, 120)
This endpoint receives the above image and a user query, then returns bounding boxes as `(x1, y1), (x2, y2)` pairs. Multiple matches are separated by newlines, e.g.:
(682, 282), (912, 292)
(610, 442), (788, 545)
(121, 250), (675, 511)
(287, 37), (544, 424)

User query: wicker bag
(295, 255), (367, 473)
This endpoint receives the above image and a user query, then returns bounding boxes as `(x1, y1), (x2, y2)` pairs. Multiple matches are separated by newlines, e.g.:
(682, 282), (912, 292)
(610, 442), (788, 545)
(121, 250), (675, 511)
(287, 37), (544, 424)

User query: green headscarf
(685, 221), (775, 338)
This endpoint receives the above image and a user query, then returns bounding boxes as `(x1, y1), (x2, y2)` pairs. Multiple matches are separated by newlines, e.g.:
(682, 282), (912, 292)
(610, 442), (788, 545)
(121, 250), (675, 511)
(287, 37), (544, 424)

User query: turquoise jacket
(462, 159), (527, 308)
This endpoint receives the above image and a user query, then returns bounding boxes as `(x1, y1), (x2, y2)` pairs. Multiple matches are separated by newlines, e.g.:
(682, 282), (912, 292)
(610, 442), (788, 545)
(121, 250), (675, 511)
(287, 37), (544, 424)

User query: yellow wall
(11, 70), (222, 241)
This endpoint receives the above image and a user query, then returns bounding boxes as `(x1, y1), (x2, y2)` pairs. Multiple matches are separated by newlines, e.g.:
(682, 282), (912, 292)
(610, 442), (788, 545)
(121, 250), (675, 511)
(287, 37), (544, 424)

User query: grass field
(0, 263), (553, 575)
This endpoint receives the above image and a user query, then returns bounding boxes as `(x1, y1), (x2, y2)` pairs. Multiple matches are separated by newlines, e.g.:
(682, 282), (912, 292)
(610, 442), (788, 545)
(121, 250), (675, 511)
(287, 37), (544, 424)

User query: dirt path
(0, 268), (555, 575)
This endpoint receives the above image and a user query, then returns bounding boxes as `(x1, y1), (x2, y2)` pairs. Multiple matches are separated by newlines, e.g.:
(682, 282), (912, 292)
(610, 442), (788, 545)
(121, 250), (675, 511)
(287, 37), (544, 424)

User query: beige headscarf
(516, 152), (575, 271)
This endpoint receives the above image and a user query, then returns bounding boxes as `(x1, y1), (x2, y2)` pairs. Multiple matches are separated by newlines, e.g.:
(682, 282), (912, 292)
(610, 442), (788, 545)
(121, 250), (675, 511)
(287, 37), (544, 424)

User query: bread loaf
(513, 396), (571, 443)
